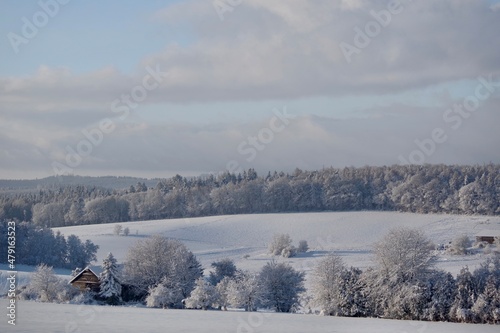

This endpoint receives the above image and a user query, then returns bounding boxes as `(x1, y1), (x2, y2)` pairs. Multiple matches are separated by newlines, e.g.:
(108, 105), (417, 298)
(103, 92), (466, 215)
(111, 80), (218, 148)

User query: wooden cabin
(69, 266), (103, 292)
(475, 230), (500, 244)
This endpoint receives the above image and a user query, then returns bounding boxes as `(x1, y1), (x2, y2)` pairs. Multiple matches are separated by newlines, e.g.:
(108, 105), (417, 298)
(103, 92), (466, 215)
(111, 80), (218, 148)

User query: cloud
(3, 96), (498, 179)
(1, 0), (499, 110)
(1, 0), (500, 178)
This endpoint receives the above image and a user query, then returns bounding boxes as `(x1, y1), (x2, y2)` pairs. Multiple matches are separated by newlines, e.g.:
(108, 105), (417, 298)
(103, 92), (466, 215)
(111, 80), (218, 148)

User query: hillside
(53, 211), (500, 276)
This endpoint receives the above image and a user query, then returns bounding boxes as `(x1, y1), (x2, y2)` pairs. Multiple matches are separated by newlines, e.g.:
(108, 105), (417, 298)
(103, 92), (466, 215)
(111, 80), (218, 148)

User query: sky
(1, 0), (500, 179)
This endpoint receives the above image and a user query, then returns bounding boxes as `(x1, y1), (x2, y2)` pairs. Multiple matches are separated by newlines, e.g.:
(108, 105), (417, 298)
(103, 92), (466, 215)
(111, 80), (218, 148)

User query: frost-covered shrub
(70, 290), (97, 305)
(281, 246), (297, 258)
(145, 279), (183, 309)
(297, 240), (309, 253)
(28, 264), (60, 302)
(449, 235), (471, 255)
(185, 278), (217, 310)
(268, 233), (298, 257)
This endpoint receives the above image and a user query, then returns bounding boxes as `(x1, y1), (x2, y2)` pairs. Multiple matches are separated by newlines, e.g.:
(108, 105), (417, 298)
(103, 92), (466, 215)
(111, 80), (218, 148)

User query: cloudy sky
(1, 0), (500, 179)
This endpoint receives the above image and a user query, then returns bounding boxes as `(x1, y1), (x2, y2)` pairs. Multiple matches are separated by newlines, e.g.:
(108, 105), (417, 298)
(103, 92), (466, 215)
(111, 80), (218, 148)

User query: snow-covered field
(53, 211), (500, 276)
(2, 212), (499, 332)
(1, 298), (499, 333)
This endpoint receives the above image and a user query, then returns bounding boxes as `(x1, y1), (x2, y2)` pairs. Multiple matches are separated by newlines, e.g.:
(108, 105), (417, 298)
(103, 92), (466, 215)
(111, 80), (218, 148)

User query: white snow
(52, 211), (500, 276)
(2, 211), (500, 332)
(1, 298), (498, 333)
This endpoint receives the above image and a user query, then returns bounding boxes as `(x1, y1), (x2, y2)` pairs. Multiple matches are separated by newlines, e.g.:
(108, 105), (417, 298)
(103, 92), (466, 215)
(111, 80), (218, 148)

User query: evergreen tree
(472, 275), (500, 324)
(449, 267), (477, 323)
(99, 252), (122, 304)
(424, 271), (456, 322)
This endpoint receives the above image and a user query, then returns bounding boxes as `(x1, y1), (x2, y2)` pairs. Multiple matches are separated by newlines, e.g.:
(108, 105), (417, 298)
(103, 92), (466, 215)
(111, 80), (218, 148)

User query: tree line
(1, 164), (499, 227)
(0, 220), (98, 269)
(20, 230), (500, 324)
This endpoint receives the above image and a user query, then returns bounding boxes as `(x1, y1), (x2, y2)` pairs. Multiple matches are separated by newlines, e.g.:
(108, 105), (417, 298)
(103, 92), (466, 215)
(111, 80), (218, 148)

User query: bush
(268, 233), (295, 257)
(25, 264), (77, 303)
(114, 224), (122, 236)
(185, 278), (217, 310)
(449, 235), (472, 255)
(297, 240), (309, 253)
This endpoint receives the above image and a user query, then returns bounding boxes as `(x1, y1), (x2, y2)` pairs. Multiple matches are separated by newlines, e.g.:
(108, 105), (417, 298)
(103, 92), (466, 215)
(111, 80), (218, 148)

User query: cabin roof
(475, 229), (500, 237)
(68, 265), (103, 284)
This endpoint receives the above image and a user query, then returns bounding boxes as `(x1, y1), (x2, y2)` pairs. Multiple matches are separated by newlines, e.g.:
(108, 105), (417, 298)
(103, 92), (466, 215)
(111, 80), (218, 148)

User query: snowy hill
(53, 211), (500, 276)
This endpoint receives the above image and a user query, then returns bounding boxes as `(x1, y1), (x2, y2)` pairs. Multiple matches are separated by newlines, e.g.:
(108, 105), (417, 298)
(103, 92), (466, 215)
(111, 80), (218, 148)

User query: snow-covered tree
(123, 227), (130, 236)
(208, 258), (237, 285)
(374, 227), (435, 282)
(124, 235), (202, 302)
(185, 277), (217, 310)
(99, 252), (122, 304)
(268, 233), (294, 257)
(113, 224), (122, 236)
(259, 261), (305, 313)
(311, 254), (346, 316)
(214, 276), (232, 311)
(28, 264), (61, 302)
(335, 267), (366, 317)
(472, 275), (500, 324)
(448, 234), (471, 255)
(227, 271), (262, 311)
(424, 270), (456, 322)
(449, 267), (477, 323)
(472, 255), (500, 293)
(65, 198), (85, 225)
(297, 240), (309, 253)
(66, 235), (98, 269)
(145, 279), (183, 309)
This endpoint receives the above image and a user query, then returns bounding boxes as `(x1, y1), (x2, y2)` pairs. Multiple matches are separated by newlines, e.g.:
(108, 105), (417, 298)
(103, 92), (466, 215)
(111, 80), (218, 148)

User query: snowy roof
(68, 265), (103, 284)
(475, 230), (500, 237)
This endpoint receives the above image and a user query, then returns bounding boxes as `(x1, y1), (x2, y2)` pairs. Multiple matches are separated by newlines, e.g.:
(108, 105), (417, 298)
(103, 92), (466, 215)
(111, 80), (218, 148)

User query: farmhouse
(475, 230), (500, 244)
(69, 266), (103, 292)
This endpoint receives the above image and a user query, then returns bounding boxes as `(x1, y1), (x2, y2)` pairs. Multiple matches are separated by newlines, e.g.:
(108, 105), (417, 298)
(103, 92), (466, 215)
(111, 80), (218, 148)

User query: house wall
(71, 271), (100, 292)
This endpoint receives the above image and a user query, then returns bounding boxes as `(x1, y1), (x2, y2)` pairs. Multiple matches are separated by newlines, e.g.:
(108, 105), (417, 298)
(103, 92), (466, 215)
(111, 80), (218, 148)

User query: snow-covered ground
(1, 298), (499, 333)
(52, 211), (500, 276)
(2, 212), (499, 332)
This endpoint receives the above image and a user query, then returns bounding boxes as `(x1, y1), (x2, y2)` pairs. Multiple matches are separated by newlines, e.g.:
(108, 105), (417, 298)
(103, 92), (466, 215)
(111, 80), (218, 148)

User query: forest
(0, 163), (499, 227)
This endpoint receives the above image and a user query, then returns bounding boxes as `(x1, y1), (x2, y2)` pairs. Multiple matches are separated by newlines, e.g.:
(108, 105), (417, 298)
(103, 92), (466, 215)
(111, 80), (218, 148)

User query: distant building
(475, 230), (500, 244)
(69, 266), (103, 292)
